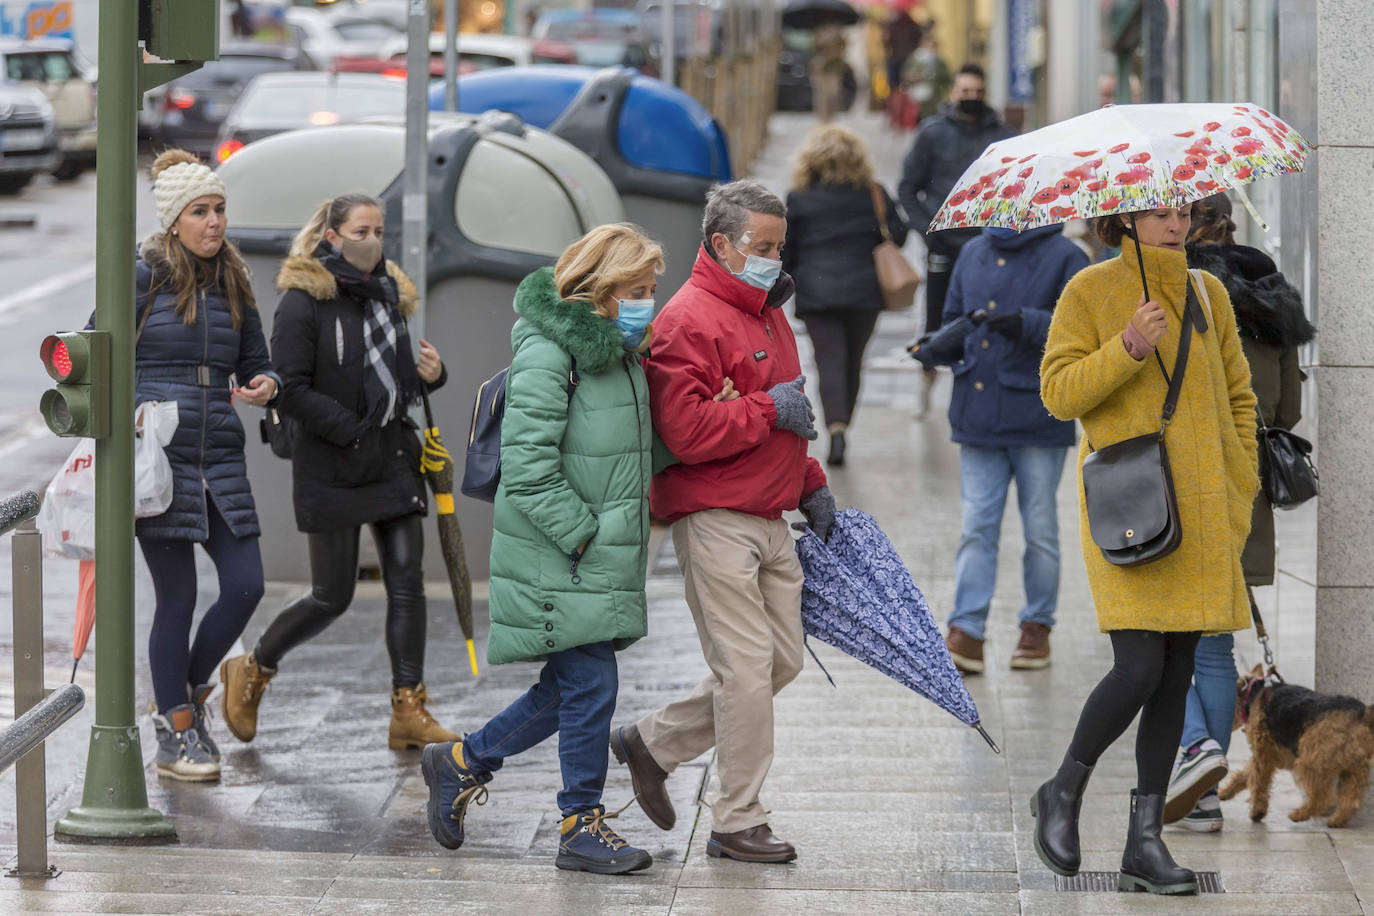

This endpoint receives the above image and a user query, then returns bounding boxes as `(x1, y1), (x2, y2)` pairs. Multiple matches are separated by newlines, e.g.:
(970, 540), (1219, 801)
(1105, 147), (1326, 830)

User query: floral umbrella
(927, 102), (1311, 235)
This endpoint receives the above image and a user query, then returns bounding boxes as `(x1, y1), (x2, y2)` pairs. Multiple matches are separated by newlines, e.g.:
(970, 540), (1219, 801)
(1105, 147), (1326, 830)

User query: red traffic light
(40, 335), (75, 381)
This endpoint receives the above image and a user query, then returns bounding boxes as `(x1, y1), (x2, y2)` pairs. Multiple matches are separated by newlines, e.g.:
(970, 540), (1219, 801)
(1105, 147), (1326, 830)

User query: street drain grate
(1054, 872), (1223, 893)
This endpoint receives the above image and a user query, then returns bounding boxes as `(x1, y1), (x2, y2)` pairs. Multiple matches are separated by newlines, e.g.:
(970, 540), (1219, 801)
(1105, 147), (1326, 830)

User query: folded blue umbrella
(796, 509), (1000, 753)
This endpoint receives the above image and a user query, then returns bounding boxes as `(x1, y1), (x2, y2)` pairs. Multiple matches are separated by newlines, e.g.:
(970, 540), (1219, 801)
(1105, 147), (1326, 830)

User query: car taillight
(168, 89), (196, 110)
(381, 68), (407, 80)
(216, 139), (244, 163)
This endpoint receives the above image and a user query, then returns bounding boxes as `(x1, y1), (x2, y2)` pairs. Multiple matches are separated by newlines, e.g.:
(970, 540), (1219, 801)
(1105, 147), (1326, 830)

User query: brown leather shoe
(707, 824), (797, 863)
(388, 684), (460, 750)
(946, 626), (985, 674)
(610, 724), (675, 830)
(1011, 622), (1052, 670)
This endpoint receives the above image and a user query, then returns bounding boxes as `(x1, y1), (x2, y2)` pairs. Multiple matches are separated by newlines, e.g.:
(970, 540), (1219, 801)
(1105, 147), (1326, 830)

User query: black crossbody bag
(1081, 278), (1203, 568)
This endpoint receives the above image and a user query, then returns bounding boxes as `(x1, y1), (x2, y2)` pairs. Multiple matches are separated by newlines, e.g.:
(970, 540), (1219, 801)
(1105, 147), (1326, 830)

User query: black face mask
(957, 98), (987, 117)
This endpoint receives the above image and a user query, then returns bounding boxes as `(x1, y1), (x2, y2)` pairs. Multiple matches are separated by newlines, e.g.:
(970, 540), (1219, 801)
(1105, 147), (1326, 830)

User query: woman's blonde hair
(146, 149), (255, 327)
(555, 224), (664, 351)
(791, 125), (875, 190)
(290, 192), (383, 261)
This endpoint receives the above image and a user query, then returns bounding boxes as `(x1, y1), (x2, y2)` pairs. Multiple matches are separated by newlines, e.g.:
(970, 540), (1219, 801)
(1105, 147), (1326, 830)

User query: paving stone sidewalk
(0, 110), (1363, 914)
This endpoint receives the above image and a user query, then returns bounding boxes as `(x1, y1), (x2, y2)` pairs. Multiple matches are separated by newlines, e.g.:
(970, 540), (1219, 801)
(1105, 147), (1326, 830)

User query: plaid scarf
(317, 242), (421, 428)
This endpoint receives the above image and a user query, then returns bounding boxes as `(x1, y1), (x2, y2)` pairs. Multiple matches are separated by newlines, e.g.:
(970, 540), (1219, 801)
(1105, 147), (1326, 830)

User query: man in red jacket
(609, 180), (835, 863)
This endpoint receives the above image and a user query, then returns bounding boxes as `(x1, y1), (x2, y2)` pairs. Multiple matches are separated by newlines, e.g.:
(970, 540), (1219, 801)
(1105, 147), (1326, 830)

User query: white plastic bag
(37, 439), (96, 560)
(134, 400), (178, 519)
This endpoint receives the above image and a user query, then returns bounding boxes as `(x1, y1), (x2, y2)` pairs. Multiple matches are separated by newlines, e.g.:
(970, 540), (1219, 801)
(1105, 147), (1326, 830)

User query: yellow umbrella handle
(466, 638), (479, 677)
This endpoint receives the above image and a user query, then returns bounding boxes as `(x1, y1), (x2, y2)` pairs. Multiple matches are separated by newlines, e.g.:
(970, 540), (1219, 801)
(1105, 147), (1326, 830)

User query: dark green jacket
(487, 268), (652, 665)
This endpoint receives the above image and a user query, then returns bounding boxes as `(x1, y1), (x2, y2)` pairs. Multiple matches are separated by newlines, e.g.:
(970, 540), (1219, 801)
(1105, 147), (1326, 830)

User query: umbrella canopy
(420, 391), (478, 676)
(927, 103), (1311, 234)
(796, 509), (1000, 752)
(782, 0), (860, 30)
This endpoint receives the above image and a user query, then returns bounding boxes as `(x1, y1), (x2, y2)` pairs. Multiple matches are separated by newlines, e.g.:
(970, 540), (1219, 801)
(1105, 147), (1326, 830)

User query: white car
(377, 32), (534, 71)
(284, 6), (400, 69)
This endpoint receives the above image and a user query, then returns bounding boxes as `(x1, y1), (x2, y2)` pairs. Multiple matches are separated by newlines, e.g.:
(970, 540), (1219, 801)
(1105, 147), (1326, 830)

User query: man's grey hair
(702, 180), (787, 244)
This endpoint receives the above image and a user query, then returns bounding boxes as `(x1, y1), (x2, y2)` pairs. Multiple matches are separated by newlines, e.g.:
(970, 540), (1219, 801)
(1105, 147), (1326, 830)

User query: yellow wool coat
(1040, 238), (1259, 633)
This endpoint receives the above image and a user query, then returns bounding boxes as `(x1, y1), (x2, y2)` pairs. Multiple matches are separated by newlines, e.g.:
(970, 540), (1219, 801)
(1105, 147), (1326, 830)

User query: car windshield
(5, 51), (75, 82)
(234, 81), (404, 127)
(572, 41), (633, 67)
(178, 55), (295, 88)
(333, 20), (398, 41)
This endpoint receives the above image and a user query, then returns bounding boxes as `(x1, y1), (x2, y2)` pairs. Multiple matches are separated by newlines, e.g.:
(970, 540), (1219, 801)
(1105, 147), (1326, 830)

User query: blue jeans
(1180, 633), (1237, 755)
(948, 444), (1068, 641)
(463, 641), (618, 816)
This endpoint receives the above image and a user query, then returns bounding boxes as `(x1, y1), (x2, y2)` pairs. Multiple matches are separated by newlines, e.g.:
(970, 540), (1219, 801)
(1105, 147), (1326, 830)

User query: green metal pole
(56, 0), (176, 842)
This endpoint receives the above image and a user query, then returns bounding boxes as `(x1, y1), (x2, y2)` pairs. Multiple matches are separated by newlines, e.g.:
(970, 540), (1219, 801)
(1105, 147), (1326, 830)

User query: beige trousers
(637, 509), (805, 833)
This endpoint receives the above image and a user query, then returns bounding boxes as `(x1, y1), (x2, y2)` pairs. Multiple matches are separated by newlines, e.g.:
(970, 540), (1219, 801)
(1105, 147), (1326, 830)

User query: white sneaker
(1164, 738), (1228, 823)
(1180, 791), (1224, 833)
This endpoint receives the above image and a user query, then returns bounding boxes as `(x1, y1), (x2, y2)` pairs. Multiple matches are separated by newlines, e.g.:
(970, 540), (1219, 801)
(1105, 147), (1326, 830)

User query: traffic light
(39, 331), (110, 438)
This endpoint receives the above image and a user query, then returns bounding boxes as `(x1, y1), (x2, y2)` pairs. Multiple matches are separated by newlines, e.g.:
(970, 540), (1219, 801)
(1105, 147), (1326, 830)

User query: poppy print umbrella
(795, 509), (1000, 753)
(419, 390), (479, 676)
(928, 102), (1310, 236)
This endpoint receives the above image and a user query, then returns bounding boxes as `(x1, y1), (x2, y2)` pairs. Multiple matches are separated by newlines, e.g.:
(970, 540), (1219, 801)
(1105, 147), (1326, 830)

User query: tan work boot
(220, 652), (276, 743)
(389, 683), (460, 750)
(946, 625), (985, 674)
(1011, 622), (1052, 670)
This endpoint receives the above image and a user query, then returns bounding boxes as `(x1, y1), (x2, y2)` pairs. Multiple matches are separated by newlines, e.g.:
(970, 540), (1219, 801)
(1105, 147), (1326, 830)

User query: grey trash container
(219, 113), (624, 586)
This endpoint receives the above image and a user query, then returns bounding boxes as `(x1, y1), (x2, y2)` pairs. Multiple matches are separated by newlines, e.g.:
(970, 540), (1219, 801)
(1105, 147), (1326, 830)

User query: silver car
(0, 82), (58, 194)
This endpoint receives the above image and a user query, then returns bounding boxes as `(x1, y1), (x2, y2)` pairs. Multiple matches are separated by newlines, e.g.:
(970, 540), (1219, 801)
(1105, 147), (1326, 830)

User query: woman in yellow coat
(1030, 204), (1259, 896)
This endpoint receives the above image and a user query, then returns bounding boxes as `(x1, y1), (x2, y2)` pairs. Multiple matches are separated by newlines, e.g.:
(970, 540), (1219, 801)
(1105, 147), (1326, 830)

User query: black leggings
(255, 513), (426, 688)
(801, 309), (880, 429)
(139, 500), (265, 714)
(1068, 630), (1201, 795)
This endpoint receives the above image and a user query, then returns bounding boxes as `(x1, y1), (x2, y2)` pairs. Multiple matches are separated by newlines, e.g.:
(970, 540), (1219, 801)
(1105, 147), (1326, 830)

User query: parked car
(0, 82), (58, 194)
(213, 71), (405, 164)
(284, 6), (400, 69)
(373, 32), (535, 72)
(312, 0), (412, 33)
(0, 38), (96, 180)
(532, 9), (657, 74)
(142, 43), (308, 156)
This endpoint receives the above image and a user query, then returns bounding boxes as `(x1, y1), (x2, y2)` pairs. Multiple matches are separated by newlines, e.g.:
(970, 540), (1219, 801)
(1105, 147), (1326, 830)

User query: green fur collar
(513, 267), (625, 374)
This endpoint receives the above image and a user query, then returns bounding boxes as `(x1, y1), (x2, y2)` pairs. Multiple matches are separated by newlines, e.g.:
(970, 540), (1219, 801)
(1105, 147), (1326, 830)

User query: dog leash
(1247, 586), (1284, 684)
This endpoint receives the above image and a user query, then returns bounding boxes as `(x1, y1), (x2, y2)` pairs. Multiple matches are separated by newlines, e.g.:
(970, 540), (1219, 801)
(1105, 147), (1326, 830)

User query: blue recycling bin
(433, 65), (731, 293)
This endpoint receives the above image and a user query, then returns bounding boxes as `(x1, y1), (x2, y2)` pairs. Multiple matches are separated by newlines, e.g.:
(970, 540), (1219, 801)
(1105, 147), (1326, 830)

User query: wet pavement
(1, 111), (1363, 913)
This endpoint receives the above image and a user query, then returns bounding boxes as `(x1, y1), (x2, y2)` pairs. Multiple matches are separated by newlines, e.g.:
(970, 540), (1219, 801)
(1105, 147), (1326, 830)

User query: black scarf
(316, 241), (423, 426)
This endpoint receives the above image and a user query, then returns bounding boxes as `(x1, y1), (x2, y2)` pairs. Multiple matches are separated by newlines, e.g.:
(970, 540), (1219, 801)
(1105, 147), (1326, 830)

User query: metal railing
(2, 489), (85, 879)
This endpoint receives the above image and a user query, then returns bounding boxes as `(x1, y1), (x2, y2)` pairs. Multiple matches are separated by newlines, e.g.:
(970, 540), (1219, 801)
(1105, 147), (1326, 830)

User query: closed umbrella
(796, 509), (1000, 753)
(70, 558), (95, 682)
(419, 391), (478, 676)
(782, 0), (859, 30)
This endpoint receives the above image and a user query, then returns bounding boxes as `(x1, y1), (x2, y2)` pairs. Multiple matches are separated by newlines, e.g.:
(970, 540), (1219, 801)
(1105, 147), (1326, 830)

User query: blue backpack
(461, 356), (579, 502)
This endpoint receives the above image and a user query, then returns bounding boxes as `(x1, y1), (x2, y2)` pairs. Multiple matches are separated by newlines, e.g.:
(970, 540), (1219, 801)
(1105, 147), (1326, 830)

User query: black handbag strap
(1155, 278), (1199, 427)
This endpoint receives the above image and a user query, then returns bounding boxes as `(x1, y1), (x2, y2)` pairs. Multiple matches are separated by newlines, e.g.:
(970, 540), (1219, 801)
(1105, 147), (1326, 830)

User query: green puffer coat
(487, 267), (652, 665)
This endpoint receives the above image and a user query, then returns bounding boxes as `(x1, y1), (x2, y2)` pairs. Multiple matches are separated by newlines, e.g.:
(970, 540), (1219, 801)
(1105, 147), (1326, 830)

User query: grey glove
(792, 485), (836, 542)
(767, 375), (818, 441)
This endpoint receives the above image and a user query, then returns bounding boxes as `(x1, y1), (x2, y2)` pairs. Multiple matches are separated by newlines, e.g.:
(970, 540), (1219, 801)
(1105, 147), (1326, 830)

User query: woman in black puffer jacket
(219, 193), (459, 753)
(783, 124), (908, 467)
(123, 149), (280, 782)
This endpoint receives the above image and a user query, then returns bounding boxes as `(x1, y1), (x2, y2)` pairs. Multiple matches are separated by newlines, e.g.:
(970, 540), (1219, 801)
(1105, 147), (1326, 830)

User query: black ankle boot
(1118, 789), (1198, 895)
(1030, 753), (1093, 876)
(827, 431), (846, 467)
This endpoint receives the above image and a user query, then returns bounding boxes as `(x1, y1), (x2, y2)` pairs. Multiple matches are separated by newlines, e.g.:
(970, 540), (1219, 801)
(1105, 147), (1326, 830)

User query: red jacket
(647, 247), (827, 523)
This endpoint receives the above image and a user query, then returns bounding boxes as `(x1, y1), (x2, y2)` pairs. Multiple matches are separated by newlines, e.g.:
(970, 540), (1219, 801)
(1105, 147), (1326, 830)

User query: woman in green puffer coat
(421, 225), (732, 874)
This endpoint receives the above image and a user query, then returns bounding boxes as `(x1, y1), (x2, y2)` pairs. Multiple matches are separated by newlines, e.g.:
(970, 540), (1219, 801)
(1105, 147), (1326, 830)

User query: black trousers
(801, 308), (880, 429)
(255, 513), (427, 688)
(1068, 629), (1201, 795)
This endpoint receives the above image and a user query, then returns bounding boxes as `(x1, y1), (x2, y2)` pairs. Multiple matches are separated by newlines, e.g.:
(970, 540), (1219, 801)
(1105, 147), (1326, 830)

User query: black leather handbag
(259, 408), (292, 459)
(1081, 282), (1200, 568)
(1258, 425), (1318, 509)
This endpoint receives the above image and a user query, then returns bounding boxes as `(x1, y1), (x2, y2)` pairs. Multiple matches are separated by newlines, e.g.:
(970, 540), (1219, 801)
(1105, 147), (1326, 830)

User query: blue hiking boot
(420, 740), (492, 850)
(555, 806), (653, 875)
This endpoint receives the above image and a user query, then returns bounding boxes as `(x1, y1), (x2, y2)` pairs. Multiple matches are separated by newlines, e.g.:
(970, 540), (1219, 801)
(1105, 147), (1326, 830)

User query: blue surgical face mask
(614, 298), (655, 348)
(731, 243), (782, 290)
(985, 227), (1020, 240)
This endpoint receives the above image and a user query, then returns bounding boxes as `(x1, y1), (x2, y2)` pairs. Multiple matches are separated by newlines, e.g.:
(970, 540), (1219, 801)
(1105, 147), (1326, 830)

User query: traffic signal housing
(40, 331), (110, 438)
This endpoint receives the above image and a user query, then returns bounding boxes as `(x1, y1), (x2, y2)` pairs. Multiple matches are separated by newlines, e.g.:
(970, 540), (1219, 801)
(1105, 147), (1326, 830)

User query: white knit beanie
(154, 160), (227, 230)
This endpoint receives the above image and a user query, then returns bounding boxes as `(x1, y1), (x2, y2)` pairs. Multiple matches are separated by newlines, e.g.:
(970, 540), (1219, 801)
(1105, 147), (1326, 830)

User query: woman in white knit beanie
(126, 148), (280, 782)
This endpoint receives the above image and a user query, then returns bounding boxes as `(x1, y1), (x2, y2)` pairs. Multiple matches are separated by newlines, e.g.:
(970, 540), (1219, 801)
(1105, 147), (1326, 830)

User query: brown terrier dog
(1220, 664), (1374, 828)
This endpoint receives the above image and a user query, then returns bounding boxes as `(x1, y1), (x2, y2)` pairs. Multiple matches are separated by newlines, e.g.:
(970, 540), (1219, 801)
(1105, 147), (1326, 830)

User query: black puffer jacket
(782, 182), (909, 314)
(898, 102), (1013, 252)
(271, 254), (446, 533)
(120, 238), (278, 541)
